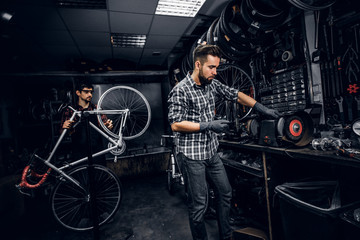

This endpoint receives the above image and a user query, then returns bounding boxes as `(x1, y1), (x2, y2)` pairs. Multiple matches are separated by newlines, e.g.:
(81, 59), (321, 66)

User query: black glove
(253, 102), (282, 118)
(199, 120), (230, 133)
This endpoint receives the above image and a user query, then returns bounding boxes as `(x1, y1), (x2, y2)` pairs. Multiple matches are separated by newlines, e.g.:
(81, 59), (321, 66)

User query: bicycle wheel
(51, 165), (122, 231)
(97, 86), (151, 140)
(215, 63), (255, 121)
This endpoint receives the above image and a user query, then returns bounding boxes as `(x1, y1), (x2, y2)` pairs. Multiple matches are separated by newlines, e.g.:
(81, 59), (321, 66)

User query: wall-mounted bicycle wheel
(97, 86), (151, 140)
(215, 63), (255, 121)
(51, 165), (122, 231)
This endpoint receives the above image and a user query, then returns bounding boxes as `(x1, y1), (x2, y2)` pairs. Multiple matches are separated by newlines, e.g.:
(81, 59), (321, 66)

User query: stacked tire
(206, 0), (291, 61)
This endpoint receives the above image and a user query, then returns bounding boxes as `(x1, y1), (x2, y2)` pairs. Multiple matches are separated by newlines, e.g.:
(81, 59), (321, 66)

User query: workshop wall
(0, 74), (169, 178)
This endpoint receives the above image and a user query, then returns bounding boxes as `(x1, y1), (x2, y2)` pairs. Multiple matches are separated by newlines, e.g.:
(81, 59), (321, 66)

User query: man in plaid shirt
(61, 81), (113, 166)
(168, 45), (280, 240)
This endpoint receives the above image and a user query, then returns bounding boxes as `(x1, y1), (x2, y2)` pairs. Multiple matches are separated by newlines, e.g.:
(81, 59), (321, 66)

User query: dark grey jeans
(179, 152), (232, 240)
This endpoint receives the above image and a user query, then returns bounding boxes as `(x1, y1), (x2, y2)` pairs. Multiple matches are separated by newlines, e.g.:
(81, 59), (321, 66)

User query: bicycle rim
(215, 64), (255, 121)
(97, 86), (151, 140)
(51, 165), (122, 231)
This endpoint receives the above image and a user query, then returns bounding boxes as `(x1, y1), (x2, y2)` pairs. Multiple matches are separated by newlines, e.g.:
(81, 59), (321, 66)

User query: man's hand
(253, 102), (282, 119)
(62, 120), (74, 129)
(104, 119), (113, 130)
(199, 120), (230, 133)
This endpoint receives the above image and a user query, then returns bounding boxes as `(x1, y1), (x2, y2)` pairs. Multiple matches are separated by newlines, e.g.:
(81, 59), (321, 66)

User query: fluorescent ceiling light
(1, 12), (13, 21)
(111, 34), (147, 48)
(155, 0), (206, 17)
(56, 0), (107, 9)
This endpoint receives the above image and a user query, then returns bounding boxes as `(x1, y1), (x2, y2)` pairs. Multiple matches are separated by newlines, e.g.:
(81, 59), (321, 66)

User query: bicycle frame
(19, 106), (129, 191)
(17, 85), (150, 231)
(161, 135), (182, 178)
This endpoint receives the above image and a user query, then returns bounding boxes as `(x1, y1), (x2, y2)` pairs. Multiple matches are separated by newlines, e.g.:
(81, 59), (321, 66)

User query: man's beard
(82, 97), (92, 103)
(199, 69), (213, 86)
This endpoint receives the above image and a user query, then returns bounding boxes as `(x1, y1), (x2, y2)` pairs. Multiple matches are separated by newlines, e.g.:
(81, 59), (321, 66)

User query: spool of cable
(273, 49), (283, 58)
(281, 50), (293, 62)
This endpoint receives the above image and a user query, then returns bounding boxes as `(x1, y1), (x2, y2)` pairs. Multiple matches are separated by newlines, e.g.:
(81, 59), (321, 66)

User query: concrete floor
(6, 173), (223, 240)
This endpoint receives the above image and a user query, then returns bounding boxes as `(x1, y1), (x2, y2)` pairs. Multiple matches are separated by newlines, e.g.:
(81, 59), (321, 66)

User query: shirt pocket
(188, 98), (208, 119)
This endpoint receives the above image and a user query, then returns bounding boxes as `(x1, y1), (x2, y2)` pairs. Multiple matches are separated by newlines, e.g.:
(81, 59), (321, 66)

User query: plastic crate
(340, 205), (360, 240)
(275, 180), (360, 240)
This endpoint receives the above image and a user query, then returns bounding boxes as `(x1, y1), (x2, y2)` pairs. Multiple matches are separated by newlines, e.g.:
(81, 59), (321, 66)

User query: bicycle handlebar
(17, 165), (52, 189)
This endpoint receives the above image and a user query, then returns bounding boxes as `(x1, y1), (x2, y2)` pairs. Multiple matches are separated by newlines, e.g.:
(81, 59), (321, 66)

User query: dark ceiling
(0, 0), (230, 72)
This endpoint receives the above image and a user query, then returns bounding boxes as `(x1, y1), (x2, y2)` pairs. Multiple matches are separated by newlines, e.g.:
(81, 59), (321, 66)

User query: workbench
(218, 139), (360, 240)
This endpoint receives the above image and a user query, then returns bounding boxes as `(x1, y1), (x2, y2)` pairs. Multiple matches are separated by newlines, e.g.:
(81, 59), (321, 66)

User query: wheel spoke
(51, 165), (122, 231)
(216, 64), (255, 120)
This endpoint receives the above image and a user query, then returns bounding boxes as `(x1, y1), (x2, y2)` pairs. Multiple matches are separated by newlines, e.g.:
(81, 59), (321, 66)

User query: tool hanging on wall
(323, 24), (337, 98)
(335, 96), (345, 123)
(345, 95), (354, 122)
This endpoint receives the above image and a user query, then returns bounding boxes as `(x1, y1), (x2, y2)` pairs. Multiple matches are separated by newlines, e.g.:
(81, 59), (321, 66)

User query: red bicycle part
(18, 165), (52, 189)
(289, 119), (302, 137)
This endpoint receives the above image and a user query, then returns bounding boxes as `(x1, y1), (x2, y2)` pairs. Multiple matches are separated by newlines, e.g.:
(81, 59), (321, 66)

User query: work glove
(199, 120), (230, 133)
(253, 102), (282, 119)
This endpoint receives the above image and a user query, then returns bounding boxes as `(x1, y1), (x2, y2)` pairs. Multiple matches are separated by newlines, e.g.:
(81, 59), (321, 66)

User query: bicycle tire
(215, 63), (255, 121)
(167, 154), (177, 195)
(97, 86), (151, 140)
(51, 165), (122, 231)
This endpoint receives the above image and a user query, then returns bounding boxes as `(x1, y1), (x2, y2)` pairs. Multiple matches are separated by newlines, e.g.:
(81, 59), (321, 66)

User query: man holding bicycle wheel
(167, 44), (280, 240)
(61, 81), (113, 166)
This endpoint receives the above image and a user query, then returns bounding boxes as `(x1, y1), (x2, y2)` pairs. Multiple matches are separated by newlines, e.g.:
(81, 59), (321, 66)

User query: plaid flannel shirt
(60, 103), (108, 134)
(168, 73), (238, 160)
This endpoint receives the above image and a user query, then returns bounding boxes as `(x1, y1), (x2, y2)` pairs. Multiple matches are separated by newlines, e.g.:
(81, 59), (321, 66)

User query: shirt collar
(186, 71), (204, 89)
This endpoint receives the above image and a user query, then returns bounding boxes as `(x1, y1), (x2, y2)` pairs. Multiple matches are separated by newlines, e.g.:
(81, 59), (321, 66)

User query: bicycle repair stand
(84, 112), (133, 240)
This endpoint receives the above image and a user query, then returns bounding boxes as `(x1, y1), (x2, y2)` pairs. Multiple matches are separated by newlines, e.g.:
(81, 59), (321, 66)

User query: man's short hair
(75, 80), (93, 91)
(193, 44), (222, 67)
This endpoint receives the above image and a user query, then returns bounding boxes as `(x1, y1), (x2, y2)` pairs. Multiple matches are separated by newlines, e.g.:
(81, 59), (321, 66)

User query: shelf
(221, 157), (264, 178)
(219, 140), (360, 169)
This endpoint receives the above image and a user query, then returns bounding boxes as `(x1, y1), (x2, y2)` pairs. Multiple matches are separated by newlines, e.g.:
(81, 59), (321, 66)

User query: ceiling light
(56, 0), (107, 9)
(111, 34), (147, 48)
(155, 0), (206, 17)
(1, 12), (13, 22)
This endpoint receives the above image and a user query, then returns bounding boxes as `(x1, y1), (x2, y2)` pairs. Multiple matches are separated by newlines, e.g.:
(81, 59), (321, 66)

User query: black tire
(51, 165), (122, 231)
(215, 63), (255, 120)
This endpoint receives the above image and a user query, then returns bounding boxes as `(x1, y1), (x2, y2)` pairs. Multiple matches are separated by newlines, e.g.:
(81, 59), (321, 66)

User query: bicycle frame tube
(46, 107), (127, 171)
(36, 154), (86, 191)
(47, 107), (127, 163)
(59, 121), (123, 171)
(46, 109), (78, 162)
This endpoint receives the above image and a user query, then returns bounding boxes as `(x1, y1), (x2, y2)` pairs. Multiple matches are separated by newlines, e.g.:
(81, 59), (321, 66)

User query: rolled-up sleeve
(168, 86), (187, 125)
